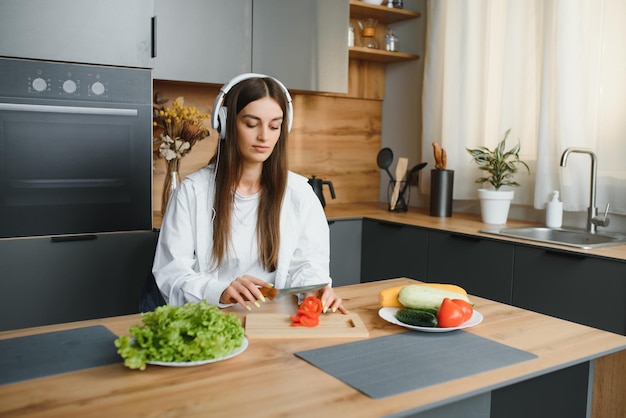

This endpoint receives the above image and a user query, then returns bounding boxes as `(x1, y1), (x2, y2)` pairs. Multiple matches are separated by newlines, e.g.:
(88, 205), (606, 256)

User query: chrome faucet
(560, 148), (610, 233)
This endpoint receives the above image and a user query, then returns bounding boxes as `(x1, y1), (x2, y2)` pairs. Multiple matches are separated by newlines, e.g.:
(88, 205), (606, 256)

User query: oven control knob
(31, 77), (47, 92)
(62, 79), (77, 94)
(90, 81), (105, 96)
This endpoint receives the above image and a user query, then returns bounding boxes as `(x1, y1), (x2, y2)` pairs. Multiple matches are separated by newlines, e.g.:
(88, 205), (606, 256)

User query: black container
(430, 169), (454, 217)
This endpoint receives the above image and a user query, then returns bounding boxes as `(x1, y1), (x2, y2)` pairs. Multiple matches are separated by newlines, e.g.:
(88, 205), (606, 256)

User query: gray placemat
(295, 331), (537, 399)
(0, 325), (121, 386)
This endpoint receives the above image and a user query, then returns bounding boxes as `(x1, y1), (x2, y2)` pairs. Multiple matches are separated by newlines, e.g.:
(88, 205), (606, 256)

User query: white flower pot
(478, 189), (514, 225)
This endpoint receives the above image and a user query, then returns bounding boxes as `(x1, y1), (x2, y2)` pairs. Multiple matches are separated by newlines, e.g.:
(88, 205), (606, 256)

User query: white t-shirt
(217, 192), (276, 284)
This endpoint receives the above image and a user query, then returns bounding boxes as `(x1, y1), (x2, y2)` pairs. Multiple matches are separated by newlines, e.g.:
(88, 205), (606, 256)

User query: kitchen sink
(482, 226), (626, 249)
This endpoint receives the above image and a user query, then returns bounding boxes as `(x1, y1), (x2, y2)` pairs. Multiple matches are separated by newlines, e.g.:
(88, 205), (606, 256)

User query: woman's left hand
(312, 286), (348, 314)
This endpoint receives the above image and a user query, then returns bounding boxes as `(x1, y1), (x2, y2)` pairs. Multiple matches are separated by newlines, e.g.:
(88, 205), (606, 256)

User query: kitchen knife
(260, 283), (329, 300)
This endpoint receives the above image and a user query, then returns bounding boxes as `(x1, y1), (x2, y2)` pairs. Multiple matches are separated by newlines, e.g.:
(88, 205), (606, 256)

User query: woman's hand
(220, 275), (272, 310)
(313, 286), (348, 314)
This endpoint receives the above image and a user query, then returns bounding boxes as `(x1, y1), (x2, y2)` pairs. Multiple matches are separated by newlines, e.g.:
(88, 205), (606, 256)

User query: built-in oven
(0, 57), (152, 239)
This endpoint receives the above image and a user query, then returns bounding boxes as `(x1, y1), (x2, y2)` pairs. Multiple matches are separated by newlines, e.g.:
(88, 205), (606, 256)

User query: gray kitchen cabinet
(405, 362), (590, 418)
(153, 0), (252, 84)
(252, 0), (349, 93)
(427, 231), (514, 304)
(490, 362), (590, 418)
(153, 0), (348, 93)
(0, 0), (154, 68)
(329, 219), (362, 286)
(360, 219), (428, 283)
(512, 245), (626, 335)
(0, 231), (158, 331)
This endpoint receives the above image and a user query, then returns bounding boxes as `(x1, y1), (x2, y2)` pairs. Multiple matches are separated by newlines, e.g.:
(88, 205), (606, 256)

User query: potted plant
(466, 129), (529, 224)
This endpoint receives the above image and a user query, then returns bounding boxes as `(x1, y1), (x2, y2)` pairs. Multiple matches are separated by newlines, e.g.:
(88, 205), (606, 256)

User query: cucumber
(395, 308), (438, 327)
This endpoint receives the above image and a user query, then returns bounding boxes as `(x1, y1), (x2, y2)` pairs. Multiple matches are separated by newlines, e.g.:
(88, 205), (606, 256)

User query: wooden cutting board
(245, 312), (369, 339)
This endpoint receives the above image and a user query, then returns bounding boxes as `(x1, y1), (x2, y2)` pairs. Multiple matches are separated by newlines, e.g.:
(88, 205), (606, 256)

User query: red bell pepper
(290, 296), (323, 327)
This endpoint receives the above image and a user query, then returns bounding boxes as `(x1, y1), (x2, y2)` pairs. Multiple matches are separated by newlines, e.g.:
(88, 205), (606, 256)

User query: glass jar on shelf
(348, 24), (355, 47)
(384, 28), (399, 52)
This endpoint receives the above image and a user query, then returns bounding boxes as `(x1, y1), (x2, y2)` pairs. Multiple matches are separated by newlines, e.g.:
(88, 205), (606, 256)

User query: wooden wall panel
(152, 79), (383, 225)
(348, 59), (386, 100)
(289, 94), (381, 204)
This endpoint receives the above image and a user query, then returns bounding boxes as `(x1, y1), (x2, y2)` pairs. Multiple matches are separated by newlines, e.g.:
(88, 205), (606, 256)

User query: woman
(153, 74), (346, 314)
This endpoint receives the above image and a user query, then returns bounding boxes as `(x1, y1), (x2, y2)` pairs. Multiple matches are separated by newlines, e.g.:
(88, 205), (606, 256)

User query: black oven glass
(0, 58), (152, 238)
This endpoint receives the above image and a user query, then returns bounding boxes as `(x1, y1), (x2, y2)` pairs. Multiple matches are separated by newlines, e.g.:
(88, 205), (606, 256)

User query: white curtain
(421, 0), (626, 215)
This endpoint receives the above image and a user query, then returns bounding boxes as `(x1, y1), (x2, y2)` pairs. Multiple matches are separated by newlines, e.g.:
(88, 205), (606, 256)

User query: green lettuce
(115, 300), (245, 370)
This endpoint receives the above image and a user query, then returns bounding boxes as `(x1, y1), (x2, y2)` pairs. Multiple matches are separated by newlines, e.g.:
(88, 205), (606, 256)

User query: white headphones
(211, 73), (293, 140)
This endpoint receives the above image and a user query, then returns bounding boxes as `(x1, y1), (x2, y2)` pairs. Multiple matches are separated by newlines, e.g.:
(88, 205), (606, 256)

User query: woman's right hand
(219, 275), (272, 310)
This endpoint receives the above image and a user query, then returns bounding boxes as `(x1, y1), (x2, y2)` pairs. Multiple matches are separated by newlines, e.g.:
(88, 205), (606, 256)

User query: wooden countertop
(323, 203), (626, 261)
(2, 278), (625, 418)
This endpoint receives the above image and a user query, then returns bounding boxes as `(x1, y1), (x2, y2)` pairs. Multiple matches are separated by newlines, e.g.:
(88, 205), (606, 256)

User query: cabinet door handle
(151, 16), (157, 58)
(376, 221), (403, 229)
(0, 103), (137, 116)
(544, 249), (586, 260)
(449, 233), (481, 243)
(51, 235), (98, 243)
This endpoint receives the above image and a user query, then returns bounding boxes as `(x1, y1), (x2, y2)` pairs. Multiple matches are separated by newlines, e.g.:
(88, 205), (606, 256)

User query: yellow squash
(378, 283), (468, 307)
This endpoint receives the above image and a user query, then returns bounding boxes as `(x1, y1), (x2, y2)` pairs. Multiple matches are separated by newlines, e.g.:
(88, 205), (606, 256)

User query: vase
(161, 158), (180, 216)
(478, 189), (514, 225)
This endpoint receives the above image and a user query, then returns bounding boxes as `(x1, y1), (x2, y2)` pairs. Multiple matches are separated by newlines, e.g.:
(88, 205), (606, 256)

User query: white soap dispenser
(546, 191), (563, 228)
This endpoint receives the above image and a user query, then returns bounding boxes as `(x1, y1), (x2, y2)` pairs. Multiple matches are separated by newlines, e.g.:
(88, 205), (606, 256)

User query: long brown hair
(209, 77), (289, 271)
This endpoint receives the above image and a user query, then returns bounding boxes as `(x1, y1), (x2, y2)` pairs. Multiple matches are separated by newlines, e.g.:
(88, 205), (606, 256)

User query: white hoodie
(153, 164), (332, 306)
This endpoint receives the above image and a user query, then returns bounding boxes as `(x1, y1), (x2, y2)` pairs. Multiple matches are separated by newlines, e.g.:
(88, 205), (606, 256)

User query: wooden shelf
(349, 0), (421, 24)
(349, 46), (419, 63)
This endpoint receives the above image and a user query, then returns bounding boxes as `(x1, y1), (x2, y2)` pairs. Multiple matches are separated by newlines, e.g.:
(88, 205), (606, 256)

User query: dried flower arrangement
(152, 96), (211, 161)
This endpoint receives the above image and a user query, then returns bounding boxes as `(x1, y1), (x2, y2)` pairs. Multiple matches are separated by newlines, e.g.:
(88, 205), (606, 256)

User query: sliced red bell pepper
(299, 296), (323, 315)
(290, 296), (323, 327)
(298, 315), (320, 327)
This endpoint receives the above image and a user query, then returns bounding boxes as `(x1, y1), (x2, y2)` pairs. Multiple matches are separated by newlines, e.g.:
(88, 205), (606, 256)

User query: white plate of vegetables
(378, 284), (483, 332)
(378, 307), (483, 333)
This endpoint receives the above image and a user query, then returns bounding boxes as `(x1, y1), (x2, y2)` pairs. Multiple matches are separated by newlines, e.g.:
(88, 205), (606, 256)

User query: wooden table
(1, 278), (625, 418)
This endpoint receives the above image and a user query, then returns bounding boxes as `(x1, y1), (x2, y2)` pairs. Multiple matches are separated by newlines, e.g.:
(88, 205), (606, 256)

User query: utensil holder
(430, 169), (454, 217)
(387, 180), (409, 212)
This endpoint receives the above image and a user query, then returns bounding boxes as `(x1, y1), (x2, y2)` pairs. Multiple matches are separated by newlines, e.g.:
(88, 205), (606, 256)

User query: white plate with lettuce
(115, 301), (248, 370)
(147, 337), (248, 367)
(378, 307), (483, 333)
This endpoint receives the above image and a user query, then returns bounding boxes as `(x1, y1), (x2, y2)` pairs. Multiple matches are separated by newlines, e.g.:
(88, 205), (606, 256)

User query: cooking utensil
(399, 162), (428, 197)
(432, 142), (447, 170)
(376, 148), (395, 181)
(389, 157), (408, 210)
(261, 283), (329, 300)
